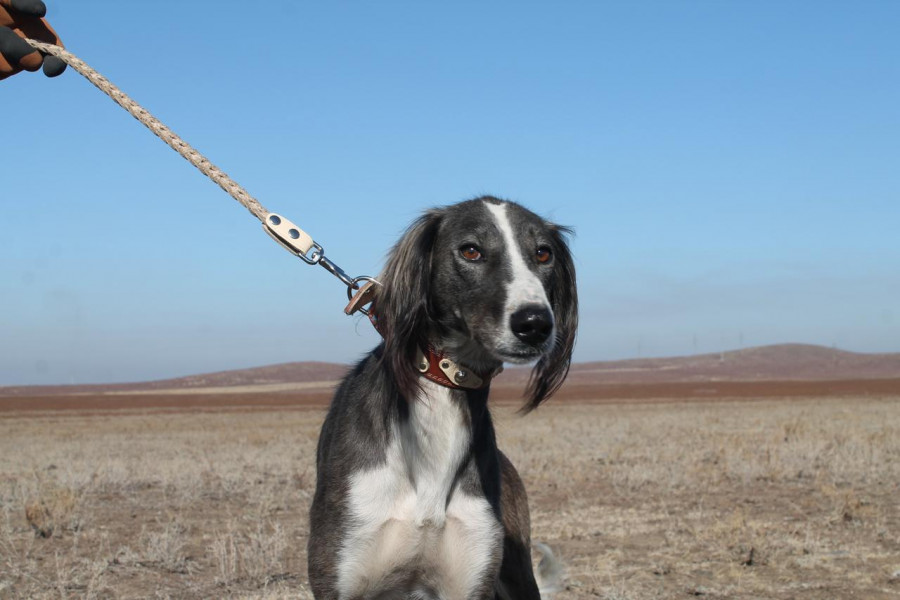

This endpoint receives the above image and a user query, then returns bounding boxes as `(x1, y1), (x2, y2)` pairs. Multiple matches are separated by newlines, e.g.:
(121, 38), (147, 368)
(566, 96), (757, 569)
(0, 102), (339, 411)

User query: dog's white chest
(337, 382), (502, 599)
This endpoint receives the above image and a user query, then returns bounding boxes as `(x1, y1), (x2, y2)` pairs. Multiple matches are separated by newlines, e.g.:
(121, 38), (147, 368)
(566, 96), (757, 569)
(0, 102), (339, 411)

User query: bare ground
(1, 394), (898, 599)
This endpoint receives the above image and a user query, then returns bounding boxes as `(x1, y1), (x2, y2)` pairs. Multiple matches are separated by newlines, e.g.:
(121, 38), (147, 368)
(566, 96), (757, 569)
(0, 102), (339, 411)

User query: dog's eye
(536, 246), (553, 263)
(460, 245), (483, 261)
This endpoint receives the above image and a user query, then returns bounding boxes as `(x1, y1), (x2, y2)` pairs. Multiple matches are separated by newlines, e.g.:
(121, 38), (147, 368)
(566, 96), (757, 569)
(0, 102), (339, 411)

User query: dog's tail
(534, 541), (565, 597)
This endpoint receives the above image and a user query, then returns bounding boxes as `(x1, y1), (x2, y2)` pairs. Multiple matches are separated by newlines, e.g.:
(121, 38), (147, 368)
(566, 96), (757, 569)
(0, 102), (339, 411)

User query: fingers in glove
(11, 9), (60, 45)
(0, 5), (16, 27)
(42, 52), (63, 76)
(0, 24), (41, 73)
(16, 16), (66, 77)
(0, 0), (47, 18)
(1, 0), (64, 78)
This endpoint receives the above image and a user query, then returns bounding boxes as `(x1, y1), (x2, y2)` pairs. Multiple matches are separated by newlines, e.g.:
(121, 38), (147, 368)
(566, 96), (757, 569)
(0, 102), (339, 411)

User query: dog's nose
(510, 305), (554, 346)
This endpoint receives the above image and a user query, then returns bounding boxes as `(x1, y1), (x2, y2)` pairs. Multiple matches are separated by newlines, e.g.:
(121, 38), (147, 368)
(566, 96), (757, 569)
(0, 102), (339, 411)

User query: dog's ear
(375, 209), (444, 399)
(523, 224), (578, 412)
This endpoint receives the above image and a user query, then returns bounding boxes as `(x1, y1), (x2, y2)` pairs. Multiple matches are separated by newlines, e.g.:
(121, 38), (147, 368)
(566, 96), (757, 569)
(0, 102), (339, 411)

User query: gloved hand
(0, 0), (65, 80)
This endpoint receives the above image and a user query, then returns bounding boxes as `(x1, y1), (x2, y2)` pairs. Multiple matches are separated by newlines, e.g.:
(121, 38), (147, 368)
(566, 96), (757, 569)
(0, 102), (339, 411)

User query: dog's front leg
(495, 452), (542, 600)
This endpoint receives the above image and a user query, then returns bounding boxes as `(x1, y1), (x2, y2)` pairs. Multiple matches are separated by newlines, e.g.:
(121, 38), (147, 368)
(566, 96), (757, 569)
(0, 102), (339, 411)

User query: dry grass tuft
(210, 520), (290, 587)
(139, 518), (195, 574)
(24, 483), (81, 538)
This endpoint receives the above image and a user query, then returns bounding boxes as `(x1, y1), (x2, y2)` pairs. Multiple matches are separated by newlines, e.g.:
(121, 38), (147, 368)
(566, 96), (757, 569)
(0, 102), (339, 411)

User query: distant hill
(494, 344), (900, 387)
(0, 361), (349, 397)
(1, 344), (898, 397)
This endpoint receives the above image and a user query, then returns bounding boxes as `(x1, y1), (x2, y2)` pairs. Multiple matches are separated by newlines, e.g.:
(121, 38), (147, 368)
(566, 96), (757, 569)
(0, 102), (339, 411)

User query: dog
(308, 196), (578, 599)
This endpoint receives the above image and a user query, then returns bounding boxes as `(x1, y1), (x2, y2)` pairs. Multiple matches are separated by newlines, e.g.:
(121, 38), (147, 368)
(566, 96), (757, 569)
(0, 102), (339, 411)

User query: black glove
(0, 0), (65, 80)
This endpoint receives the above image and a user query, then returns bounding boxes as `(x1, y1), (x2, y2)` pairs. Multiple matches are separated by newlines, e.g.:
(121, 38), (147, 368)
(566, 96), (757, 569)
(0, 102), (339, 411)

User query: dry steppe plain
(1, 345), (899, 599)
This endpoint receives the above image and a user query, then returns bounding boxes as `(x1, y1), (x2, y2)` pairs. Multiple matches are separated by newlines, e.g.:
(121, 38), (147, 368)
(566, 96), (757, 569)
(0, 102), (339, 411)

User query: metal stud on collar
(435, 355), (485, 389)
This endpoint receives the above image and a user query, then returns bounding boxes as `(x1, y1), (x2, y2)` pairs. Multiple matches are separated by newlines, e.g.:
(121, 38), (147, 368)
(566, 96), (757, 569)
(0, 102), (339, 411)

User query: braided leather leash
(23, 37), (378, 312)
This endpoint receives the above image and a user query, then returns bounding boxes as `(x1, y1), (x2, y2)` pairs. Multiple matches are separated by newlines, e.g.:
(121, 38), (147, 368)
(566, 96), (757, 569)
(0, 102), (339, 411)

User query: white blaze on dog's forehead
(483, 201), (550, 308)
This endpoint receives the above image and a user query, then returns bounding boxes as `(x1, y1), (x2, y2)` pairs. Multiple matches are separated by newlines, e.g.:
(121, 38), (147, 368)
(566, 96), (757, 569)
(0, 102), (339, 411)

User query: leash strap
(23, 37), (377, 314)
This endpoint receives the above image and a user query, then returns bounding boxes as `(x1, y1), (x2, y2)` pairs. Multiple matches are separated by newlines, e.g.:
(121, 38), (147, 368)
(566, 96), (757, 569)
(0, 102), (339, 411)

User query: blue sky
(2, 1), (898, 385)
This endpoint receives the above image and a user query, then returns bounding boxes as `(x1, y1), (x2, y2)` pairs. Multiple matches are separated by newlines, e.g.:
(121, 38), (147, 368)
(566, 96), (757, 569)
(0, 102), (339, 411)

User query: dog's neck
(419, 333), (504, 391)
(416, 345), (502, 390)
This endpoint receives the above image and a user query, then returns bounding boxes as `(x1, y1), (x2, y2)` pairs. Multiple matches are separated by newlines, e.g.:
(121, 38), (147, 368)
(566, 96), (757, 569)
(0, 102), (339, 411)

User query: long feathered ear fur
(374, 209), (444, 400)
(523, 224), (578, 412)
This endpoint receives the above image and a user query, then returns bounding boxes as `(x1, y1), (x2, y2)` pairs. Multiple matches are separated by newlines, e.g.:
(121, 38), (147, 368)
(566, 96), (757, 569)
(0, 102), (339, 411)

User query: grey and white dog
(308, 196), (578, 599)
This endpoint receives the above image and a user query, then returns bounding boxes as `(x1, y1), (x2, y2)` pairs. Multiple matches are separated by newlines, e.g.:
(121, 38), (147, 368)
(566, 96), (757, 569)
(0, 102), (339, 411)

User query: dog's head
(375, 196), (578, 411)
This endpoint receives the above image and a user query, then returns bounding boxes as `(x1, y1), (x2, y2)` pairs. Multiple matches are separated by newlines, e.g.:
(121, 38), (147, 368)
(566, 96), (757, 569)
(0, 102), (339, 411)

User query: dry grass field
(1, 395), (899, 599)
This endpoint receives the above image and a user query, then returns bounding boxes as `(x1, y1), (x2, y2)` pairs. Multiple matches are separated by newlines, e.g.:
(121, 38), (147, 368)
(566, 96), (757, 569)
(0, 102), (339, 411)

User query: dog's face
(377, 196), (578, 409)
(430, 199), (562, 365)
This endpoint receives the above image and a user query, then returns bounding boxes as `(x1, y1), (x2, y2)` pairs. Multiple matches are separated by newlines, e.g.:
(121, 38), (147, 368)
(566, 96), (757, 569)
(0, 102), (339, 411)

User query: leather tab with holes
(263, 213), (315, 255)
(344, 280), (379, 316)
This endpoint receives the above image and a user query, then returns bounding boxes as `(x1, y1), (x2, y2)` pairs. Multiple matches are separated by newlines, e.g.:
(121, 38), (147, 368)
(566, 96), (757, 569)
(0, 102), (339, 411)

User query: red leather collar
(345, 290), (499, 391)
(415, 345), (500, 391)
